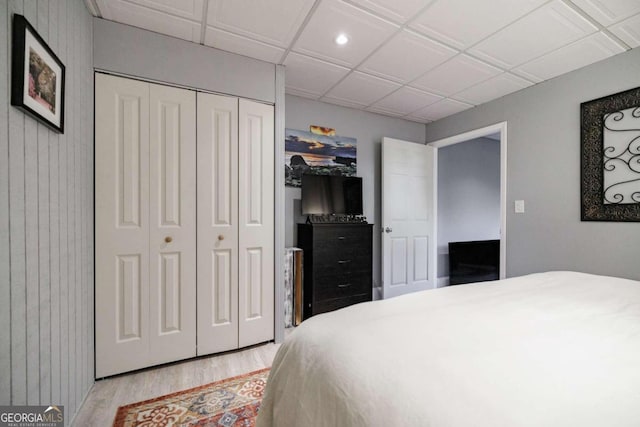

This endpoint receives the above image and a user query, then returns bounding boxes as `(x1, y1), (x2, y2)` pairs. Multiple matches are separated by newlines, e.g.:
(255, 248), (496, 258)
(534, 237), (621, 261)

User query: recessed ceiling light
(335, 34), (349, 45)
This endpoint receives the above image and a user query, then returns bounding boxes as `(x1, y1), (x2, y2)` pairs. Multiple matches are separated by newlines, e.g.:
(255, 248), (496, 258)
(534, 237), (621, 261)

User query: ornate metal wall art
(581, 86), (640, 221)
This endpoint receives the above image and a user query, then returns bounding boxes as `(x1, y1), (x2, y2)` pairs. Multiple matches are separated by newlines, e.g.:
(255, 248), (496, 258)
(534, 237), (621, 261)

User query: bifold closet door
(196, 93), (239, 355)
(147, 84), (197, 366)
(95, 74), (196, 377)
(196, 94), (274, 355)
(238, 99), (274, 347)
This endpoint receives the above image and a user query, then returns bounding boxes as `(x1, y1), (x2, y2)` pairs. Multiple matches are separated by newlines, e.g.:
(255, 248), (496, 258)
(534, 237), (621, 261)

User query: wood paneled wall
(0, 1), (94, 424)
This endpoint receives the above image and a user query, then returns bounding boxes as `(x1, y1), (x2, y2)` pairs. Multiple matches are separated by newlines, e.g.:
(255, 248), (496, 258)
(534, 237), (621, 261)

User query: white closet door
(196, 93), (239, 355)
(95, 74), (151, 377)
(238, 99), (274, 347)
(95, 74), (197, 377)
(148, 84), (197, 364)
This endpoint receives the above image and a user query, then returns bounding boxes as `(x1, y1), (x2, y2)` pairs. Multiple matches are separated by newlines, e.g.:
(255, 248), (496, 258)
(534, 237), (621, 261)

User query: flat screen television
(448, 239), (499, 285)
(301, 174), (363, 215)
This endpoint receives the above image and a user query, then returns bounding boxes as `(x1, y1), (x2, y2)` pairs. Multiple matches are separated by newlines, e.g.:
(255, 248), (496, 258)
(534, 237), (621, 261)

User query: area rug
(113, 368), (270, 427)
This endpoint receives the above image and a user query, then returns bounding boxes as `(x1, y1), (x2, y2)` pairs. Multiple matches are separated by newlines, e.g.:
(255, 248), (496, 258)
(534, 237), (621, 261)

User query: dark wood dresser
(297, 223), (373, 320)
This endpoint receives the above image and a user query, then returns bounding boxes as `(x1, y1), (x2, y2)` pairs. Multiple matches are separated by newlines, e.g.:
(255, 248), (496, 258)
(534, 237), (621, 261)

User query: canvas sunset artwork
(285, 128), (357, 187)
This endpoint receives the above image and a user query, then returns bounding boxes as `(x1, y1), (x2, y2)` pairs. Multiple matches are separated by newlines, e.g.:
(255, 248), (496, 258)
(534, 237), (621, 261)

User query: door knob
(165, 236), (173, 243)
(385, 227), (392, 233)
(218, 235), (224, 241)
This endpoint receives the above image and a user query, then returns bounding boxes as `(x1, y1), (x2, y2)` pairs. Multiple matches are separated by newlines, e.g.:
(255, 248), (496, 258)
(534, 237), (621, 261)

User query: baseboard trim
(437, 276), (449, 287)
(70, 380), (94, 426)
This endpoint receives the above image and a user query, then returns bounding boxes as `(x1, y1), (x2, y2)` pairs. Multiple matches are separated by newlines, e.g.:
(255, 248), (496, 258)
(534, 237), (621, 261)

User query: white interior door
(196, 93), (239, 355)
(95, 74), (197, 377)
(238, 99), (274, 347)
(382, 138), (435, 299)
(148, 83), (197, 365)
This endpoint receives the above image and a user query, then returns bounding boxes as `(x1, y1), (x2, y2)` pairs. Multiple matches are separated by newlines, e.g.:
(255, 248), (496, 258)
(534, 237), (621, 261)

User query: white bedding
(257, 272), (640, 427)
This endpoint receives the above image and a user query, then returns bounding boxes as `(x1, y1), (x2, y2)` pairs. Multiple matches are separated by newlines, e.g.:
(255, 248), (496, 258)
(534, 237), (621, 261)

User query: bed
(257, 271), (640, 427)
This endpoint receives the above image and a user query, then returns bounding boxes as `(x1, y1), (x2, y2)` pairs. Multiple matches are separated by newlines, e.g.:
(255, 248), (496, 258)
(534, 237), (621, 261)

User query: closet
(95, 73), (274, 378)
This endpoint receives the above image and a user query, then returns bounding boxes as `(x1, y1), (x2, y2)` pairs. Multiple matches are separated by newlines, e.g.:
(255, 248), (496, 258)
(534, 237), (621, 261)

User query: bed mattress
(257, 271), (640, 427)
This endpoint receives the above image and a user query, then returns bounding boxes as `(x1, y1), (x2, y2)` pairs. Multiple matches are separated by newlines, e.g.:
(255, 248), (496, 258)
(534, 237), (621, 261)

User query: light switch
(515, 200), (525, 213)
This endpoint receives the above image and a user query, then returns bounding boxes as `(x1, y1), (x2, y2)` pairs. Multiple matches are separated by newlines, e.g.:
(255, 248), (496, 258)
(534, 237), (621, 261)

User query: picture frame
(580, 86), (640, 221)
(11, 14), (65, 133)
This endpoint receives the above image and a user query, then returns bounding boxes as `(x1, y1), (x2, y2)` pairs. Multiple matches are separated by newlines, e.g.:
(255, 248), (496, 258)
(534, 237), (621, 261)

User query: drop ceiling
(86, 0), (638, 123)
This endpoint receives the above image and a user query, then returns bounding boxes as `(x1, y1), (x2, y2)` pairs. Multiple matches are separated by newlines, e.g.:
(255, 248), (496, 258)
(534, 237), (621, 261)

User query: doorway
(430, 122), (507, 285)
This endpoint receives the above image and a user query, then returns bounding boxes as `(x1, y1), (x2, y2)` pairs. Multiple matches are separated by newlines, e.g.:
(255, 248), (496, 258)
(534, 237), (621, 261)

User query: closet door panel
(196, 93), (239, 355)
(95, 74), (151, 377)
(148, 84), (197, 364)
(238, 99), (274, 347)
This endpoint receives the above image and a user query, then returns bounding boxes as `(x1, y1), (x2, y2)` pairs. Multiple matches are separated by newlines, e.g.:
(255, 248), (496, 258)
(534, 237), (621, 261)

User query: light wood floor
(72, 340), (282, 426)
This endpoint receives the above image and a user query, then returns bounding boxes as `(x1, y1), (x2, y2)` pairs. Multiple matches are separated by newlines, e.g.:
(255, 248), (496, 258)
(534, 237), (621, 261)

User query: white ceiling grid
(90, 0), (636, 123)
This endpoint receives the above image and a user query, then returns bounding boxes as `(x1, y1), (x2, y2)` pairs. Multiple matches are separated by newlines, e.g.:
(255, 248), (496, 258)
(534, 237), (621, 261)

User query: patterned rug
(113, 368), (270, 427)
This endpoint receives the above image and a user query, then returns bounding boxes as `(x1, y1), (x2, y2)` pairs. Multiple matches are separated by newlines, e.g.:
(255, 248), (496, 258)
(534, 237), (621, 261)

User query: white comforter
(257, 272), (640, 427)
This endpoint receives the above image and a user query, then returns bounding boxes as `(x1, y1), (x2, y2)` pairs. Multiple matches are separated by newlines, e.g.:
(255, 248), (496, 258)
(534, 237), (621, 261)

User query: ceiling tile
(285, 87), (321, 100)
(410, 54), (502, 96)
(410, 0), (547, 50)
(96, 0), (200, 42)
(404, 116), (432, 124)
(283, 52), (351, 98)
(570, 0), (640, 26)
(410, 98), (473, 121)
(293, 0), (399, 68)
(365, 106), (405, 117)
(468, 0), (597, 69)
(204, 27), (285, 63)
(319, 97), (371, 109)
(345, 0), (433, 24)
(207, 0), (315, 47)
(324, 71), (401, 107)
(452, 73), (532, 105)
(369, 87), (442, 115)
(120, 0), (204, 21)
(359, 29), (458, 83)
(610, 13), (640, 47)
(513, 32), (626, 82)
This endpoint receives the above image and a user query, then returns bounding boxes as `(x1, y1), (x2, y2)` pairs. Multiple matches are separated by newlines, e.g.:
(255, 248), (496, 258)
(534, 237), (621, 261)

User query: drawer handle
(338, 283), (352, 288)
(337, 236), (346, 240)
(337, 259), (351, 264)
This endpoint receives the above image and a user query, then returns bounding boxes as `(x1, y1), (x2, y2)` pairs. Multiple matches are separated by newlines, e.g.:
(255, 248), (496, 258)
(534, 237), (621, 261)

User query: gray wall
(437, 137), (500, 277)
(93, 18), (276, 103)
(1, 0), (94, 424)
(285, 95), (426, 291)
(426, 47), (640, 281)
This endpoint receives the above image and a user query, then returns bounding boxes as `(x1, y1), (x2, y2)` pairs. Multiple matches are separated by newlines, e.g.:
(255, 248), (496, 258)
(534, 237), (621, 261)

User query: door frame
(429, 121), (507, 284)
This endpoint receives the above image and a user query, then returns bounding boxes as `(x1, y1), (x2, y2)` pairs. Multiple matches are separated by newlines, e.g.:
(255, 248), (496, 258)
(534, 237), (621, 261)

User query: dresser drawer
(313, 227), (371, 265)
(313, 224), (368, 240)
(312, 250), (371, 273)
(313, 273), (370, 302)
(313, 226), (370, 249)
(312, 293), (370, 316)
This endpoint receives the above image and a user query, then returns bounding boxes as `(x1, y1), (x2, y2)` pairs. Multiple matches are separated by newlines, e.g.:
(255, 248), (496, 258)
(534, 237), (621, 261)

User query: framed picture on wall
(285, 128), (357, 187)
(581, 86), (640, 221)
(11, 14), (65, 133)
